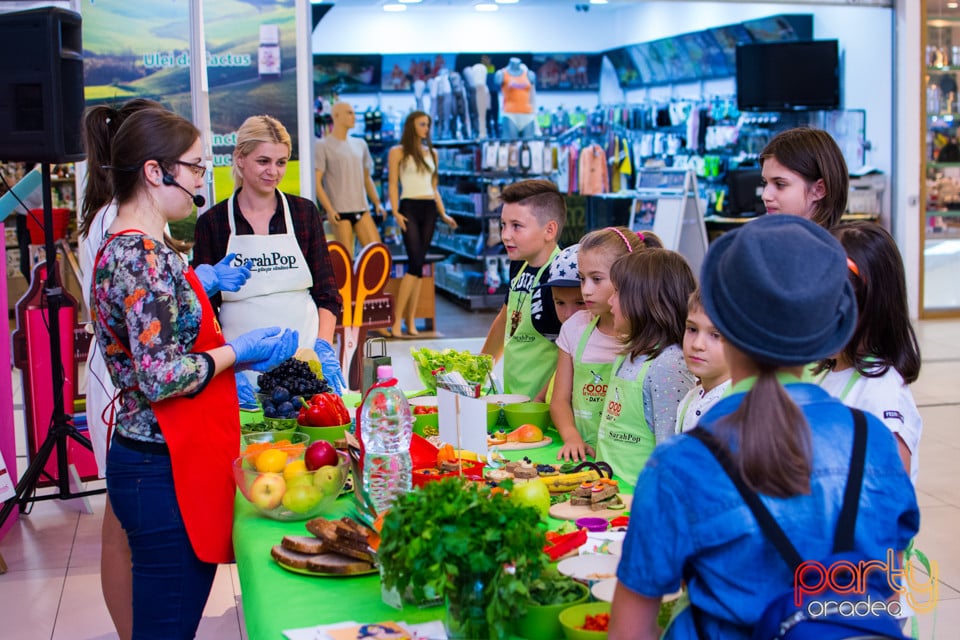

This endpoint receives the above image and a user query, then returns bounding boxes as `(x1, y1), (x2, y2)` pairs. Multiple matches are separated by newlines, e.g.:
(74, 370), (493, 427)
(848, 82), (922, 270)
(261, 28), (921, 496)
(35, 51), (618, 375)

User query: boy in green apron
(481, 180), (566, 400)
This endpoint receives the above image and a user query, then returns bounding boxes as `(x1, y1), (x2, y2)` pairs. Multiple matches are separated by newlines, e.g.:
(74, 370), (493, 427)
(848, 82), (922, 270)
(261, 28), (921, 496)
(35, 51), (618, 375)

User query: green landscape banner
(81, 0), (301, 207)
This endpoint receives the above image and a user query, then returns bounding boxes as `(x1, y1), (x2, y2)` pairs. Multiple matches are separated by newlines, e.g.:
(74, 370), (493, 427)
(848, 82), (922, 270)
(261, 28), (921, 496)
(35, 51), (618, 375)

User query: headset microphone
(161, 172), (206, 207)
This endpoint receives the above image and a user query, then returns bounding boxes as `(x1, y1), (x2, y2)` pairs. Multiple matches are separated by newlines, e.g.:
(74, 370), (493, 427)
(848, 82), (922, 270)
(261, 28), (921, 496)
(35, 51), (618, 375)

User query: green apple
(282, 483), (322, 513)
(313, 465), (342, 496)
(249, 472), (286, 510)
(510, 478), (551, 520)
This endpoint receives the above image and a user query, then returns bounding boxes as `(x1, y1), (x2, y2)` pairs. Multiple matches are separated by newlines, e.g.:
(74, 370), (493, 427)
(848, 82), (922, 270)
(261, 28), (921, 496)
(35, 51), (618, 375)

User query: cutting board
(549, 493), (633, 521)
(490, 436), (553, 451)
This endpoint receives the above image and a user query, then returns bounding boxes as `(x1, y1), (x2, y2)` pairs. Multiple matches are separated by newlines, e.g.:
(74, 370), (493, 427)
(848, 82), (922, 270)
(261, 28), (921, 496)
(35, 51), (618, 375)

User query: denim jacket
(617, 383), (920, 639)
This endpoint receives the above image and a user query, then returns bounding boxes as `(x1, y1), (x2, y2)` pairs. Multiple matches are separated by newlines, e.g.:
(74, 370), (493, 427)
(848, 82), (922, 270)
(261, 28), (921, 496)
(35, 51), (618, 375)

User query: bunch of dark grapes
(257, 358), (331, 418)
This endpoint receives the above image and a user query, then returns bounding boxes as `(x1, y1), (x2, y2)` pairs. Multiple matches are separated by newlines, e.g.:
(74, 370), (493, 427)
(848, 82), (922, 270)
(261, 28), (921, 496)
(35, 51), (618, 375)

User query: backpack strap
(687, 427), (805, 569)
(687, 407), (868, 571)
(834, 407), (867, 553)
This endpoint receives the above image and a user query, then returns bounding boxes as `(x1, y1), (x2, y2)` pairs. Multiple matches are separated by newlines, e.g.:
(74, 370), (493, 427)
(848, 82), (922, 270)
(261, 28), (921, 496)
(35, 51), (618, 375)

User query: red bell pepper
(297, 392), (351, 427)
(543, 527), (588, 561)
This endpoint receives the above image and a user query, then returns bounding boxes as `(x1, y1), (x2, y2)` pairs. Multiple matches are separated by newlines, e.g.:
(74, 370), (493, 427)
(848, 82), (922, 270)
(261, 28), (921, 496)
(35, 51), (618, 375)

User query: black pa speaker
(0, 7), (85, 163)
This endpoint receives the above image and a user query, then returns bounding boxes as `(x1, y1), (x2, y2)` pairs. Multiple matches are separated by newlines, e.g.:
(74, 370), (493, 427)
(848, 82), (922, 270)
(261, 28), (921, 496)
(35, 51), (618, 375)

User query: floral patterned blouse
(92, 234), (214, 443)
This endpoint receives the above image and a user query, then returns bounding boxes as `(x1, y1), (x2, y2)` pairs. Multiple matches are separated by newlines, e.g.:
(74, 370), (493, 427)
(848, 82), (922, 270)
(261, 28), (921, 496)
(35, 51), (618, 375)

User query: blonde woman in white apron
(193, 115), (345, 393)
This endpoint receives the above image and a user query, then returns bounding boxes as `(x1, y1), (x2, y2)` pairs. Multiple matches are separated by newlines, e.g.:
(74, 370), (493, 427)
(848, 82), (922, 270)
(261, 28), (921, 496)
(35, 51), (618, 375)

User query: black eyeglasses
(174, 160), (207, 179)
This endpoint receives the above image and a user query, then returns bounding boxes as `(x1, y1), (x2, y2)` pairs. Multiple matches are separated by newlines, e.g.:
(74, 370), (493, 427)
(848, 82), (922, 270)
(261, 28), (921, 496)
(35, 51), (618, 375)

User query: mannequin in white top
(495, 57), (537, 139)
(314, 102), (385, 257)
(464, 63), (490, 138)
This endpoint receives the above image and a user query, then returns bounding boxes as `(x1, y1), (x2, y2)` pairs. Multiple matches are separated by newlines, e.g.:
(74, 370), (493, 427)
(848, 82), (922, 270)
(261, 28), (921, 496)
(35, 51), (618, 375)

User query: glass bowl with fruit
(234, 440), (349, 521)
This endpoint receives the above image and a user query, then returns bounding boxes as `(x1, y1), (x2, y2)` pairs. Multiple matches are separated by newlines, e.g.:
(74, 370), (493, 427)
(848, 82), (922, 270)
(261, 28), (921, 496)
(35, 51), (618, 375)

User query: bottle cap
(377, 365), (394, 380)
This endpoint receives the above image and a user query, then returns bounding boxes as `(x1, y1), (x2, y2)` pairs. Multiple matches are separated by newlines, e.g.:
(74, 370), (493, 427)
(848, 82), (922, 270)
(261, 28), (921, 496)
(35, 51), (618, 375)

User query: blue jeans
(106, 440), (217, 640)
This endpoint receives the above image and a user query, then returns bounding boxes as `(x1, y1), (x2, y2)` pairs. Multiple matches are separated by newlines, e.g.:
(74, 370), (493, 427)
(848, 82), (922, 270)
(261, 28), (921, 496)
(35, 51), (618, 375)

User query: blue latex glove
(229, 327), (298, 372)
(314, 338), (346, 395)
(195, 253), (252, 296)
(235, 372), (257, 410)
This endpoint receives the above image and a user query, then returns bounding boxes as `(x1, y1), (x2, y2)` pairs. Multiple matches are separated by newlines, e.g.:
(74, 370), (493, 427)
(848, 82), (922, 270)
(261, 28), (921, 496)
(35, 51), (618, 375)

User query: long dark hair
(609, 249), (695, 360)
(817, 221), (921, 383)
(399, 110), (436, 176)
(759, 127), (848, 229)
(717, 365), (813, 497)
(84, 105), (199, 253)
(79, 98), (163, 237)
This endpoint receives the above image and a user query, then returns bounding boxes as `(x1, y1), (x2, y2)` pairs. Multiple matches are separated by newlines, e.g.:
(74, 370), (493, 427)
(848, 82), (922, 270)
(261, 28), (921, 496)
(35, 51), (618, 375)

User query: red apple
(304, 440), (339, 471)
(249, 472), (286, 510)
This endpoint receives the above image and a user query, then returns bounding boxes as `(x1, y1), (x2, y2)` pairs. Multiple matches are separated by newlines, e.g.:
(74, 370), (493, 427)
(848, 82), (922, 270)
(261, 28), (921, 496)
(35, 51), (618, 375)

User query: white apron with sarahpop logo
(219, 191), (318, 352)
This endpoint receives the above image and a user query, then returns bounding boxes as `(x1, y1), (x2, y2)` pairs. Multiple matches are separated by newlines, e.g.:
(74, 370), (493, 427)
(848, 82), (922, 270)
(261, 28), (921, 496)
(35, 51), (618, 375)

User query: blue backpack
(687, 409), (909, 640)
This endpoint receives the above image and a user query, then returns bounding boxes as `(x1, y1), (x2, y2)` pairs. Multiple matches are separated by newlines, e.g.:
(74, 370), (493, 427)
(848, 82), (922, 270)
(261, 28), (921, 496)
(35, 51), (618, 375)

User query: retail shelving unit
(430, 138), (555, 310)
(924, 7), (960, 314)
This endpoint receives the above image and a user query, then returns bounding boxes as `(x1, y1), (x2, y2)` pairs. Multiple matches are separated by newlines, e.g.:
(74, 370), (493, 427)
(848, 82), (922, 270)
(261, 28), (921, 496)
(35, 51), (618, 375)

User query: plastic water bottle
(359, 365), (413, 514)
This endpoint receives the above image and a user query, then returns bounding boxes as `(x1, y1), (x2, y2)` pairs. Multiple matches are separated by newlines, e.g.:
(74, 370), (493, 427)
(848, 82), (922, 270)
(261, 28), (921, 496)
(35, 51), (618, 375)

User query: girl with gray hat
(608, 215), (919, 640)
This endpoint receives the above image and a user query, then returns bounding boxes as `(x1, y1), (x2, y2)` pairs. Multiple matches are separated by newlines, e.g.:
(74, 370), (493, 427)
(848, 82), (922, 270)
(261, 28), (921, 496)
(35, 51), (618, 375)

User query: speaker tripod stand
(0, 164), (105, 574)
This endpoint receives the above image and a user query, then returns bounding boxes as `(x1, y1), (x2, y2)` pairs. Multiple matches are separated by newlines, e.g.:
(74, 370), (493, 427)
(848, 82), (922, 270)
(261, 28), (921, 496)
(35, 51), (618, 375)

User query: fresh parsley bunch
(378, 478), (548, 639)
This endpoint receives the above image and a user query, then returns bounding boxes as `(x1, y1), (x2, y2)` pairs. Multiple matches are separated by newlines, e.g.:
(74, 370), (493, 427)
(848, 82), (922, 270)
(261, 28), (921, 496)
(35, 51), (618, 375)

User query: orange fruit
(256, 448), (287, 473)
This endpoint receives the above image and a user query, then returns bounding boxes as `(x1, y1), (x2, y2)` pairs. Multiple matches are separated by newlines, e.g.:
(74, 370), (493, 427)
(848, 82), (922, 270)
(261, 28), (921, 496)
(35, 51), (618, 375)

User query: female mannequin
(387, 111), (458, 337)
(495, 57), (537, 139)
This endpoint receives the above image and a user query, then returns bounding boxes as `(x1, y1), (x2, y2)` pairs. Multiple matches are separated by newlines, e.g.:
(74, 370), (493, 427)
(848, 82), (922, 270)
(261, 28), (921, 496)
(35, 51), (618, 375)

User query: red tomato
(582, 613), (610, 631)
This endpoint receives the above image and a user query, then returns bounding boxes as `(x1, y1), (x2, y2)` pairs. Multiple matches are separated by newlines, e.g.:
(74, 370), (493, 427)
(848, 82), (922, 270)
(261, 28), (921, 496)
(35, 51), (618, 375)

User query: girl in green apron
(596, 249), (697, 488)
(551, 228), (658, 461)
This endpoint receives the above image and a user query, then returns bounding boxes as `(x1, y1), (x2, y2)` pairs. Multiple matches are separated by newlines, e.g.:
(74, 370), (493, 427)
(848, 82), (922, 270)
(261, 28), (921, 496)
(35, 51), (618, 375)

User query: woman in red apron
(89, 107), (296, 639)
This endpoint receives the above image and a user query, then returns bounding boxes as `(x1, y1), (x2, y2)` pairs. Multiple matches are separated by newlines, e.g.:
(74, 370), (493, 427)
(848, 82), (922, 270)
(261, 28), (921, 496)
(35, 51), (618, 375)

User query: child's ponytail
(717, 365), (812, 497)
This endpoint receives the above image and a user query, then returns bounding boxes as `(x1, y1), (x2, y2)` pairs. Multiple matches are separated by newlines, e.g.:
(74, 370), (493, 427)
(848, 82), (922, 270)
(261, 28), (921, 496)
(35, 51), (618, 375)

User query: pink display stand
(1, 242), (19, 541)
(11, 262), (97, 486)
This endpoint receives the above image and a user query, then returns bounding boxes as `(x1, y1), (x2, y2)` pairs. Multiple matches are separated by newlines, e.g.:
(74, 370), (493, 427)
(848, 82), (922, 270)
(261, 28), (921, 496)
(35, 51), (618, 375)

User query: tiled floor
(2, 313), (959, 639)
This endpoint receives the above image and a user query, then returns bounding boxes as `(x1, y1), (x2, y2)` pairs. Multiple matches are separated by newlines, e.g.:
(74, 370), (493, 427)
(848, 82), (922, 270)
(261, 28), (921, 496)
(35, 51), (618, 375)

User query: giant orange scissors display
(328, 241), (392, 389)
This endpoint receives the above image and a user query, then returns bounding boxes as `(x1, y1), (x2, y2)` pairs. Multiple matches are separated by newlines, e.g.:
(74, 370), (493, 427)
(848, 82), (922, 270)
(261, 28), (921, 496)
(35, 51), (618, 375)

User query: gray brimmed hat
(700, 215), (857, 366)
(541, 244), (581, 288)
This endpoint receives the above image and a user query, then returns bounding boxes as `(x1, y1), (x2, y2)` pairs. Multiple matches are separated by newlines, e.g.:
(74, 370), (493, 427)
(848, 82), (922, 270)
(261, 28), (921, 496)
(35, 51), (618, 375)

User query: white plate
(591, 577), (617, 602)
(557, 554), (620, 585)
(481, 393), (530, 405)
(607, 540), (623, 556)
(408, 396), (438, 407)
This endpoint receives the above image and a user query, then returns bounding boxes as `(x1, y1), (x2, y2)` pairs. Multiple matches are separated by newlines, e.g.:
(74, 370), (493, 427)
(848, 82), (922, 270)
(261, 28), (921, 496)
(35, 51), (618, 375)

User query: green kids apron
(571, 315), (614, 448)
(597, 354), (655, 489)
(503, 250), (560, 399)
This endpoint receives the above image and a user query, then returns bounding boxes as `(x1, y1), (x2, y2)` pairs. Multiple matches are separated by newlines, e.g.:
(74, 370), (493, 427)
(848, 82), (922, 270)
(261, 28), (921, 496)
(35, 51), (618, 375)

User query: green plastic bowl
(296, 423), (349, 444)
(487, 404), (503, 431)
(503, 401), (552, 430)
(410, 396), (440, 437)
(558, 601), (611, 640)
(515, 581), (590, 640)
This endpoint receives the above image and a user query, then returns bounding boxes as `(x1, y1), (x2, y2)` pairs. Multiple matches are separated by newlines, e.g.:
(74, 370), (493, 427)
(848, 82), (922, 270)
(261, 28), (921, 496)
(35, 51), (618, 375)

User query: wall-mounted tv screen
(314, 55), (381, 93)
(736, 40), (840, 111)
(605, 47), (642, 88)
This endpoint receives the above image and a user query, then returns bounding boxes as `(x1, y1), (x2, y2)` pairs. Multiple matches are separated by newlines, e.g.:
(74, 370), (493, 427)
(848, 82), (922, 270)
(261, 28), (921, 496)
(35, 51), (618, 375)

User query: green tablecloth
(233, 424), (568, 639)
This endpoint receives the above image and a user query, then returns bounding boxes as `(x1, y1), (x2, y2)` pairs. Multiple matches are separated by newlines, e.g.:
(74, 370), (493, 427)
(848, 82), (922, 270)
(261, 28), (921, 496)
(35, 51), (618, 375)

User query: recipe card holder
(435, 370), (489, 463)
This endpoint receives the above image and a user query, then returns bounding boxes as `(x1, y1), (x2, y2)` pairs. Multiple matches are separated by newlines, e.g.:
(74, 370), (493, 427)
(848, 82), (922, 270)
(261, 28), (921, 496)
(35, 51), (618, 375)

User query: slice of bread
(271, 544), (318, 570)
(304, 552), (375, 575)
(306, 517), (376, 563)
(281, 535), (329, 555)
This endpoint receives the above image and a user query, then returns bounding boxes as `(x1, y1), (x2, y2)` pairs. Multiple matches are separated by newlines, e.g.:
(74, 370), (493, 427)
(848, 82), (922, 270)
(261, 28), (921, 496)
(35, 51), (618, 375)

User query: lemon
(255, 448), (288, 473)
(283, 459), (309, 484)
